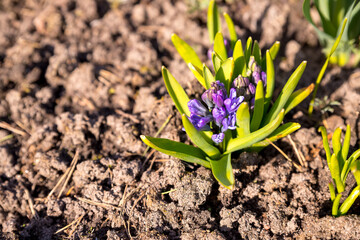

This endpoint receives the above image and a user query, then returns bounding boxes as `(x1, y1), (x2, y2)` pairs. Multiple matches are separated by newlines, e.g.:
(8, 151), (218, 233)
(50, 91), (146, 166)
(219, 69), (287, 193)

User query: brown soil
(1, 0), (360, 239)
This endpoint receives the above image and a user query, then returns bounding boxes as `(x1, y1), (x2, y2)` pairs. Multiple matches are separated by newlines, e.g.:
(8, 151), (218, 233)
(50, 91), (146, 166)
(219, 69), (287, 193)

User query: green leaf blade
(223, 12), (237, 49)
(207, 0), (221, 43)
(171, 34), (202, 70)
(250, 81), (264, 132)
(215, 57), (234, 92)
(208, 154), (234, 189)
(236, 102), (250, 138)
(214, 32), (228, 61)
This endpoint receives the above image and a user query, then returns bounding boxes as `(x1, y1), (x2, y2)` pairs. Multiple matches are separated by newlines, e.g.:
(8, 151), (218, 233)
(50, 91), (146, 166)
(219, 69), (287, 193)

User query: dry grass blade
(0, 134), (14, 143)
(45, 168), (70, 202)
(75, 195), (122, 210)
(287, 135), (307, 167)
(57, 150), (80, 199)
(15, 120), (31, 135)
(0, 121), (27, 136)
(55, 214), (84, 235)
(265, 138), (302, 170)
(22, 184), (39, 220)
(68, 214), (85, 238)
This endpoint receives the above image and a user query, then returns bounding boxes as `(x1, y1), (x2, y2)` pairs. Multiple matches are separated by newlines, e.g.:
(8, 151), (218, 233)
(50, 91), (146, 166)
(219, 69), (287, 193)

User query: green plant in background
(319, 126), (360, 216)
(303, 0), (360, 67)
(141, 0), (315, 189)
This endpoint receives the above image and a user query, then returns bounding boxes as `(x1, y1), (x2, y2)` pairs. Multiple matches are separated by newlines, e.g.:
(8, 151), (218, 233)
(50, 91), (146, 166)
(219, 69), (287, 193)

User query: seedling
(303, 0), (360, 67)
(319, 125), (360, 216)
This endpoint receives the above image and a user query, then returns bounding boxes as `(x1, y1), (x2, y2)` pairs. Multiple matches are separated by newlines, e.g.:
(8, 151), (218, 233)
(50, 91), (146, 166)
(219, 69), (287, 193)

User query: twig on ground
(22, 184), (39, 220)
(55, 214), (84, 235)
(75, 195), (122, 210)
(15, 121), (31, 135)
(68, 214), (85, 238)
(57, 150), (80, 199)
(287, 135), (307, 167)
(265, 138), (302, 171)
(0, 121), (28, 136)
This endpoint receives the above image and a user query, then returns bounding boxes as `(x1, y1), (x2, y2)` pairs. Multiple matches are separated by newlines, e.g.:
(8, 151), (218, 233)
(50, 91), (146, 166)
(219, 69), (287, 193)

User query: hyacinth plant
(303, 0), (360, 67)
(319, 126), (360, 216)
(141, 1), (315, 189)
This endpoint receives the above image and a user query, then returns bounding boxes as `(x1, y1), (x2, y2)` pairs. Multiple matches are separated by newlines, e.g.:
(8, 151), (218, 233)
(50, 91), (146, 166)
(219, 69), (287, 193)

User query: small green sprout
(303, 0), (360, 67)
(319, 125), (360, 216)
(141, 1), (315, 189)
(313, 96), (341, 115)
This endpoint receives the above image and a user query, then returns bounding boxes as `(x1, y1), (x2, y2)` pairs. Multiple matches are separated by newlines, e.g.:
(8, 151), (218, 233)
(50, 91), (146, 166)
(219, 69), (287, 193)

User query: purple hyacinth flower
(188, 99), (209, 116)
(250, 97), (255, 109)
(201, 90), (214, 109)
(253, 71), (261, 84)
(212, 90), (226, 108)
(212, 133), (225, 144)
(188, 114), (212, 131)
(227, 113), (237, 130)
(221, 118), (229, 132)
(224, 88), (244, 113)
(249, 83), (256, 95)
(212, 106), (226, 126)
(233, 75), (249, 88)
(261, 71), (267, 86)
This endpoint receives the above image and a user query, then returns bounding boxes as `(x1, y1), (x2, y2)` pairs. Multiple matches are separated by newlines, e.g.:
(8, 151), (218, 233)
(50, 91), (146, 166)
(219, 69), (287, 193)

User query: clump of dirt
(1, 0), (360, 239)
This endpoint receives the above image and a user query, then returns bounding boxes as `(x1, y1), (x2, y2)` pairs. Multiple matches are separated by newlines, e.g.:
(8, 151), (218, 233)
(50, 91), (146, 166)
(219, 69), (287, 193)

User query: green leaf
(250, 81), (264, 132)
(343, 149), (360, 183)
(332, 127), (344, 170)
(140, 135), (210, 168)
(269, 41), (280, 60)
(207, 0), (221, 43)
(247, 122), (301, 152)
(330, 153), (345, 193)
(264, 50), (275, 113)
(339, 185), (360, 215)
(233, 40), (246, 78)
(318, 126), (332, 165)
(284, 84), (314, 114)
(182, 115), (221, 159)
(203, 64), (215, 89)
(252, 40), (261, 64)
(171, 34), (202, 70)
(162, 66), (190, 116)
(225, 109), (285, 154)
(212, 51), (222, 73)
(214, 32), (228, 61)
(308, 18), (347, 115)
(332, 193), (342, 216)
(263, 61), (307, 126)
(341, 125), (351, 161)
(188, 63), (206, 88)
(215, 57), (234, 92)
(236, 102), (250, 138)
(351, 161), (360, 186)
(208, 153), (234, 189)
(223, 12), (237, 49)
(329, 182), (336, 201)
(245, 37), (253, 67)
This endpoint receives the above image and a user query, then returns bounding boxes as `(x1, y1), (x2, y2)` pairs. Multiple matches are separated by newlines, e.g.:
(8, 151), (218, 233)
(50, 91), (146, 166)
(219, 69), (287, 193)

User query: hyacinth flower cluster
(319, 126), (360, 216)
(141, 0), (320, 189)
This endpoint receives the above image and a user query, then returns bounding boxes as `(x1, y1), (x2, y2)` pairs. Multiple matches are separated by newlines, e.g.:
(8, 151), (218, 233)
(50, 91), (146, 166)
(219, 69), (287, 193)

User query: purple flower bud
(248, 56), (255, 71)
(212, 90), (225, 107)
(188, 114), (212, 131)
(224, 88), (244, 113)
(201, 90), (214, 109)
(249, 83), (256, 95)
(261, 71), (267, 86)
(212, 106), (226, 126)
(227, 113), (237, 130)
(212, 133), (225, 144)
(233, 75), (249, 89)
(221, 118), (229, 132)
(250, 97), (255, 109)
(252, 71), (261, 85)
(188, 99), (208, 116)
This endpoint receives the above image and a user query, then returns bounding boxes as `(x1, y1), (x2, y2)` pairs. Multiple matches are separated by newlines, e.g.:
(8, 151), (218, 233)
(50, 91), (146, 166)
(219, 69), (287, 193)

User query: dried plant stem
(21, 184), (39, 220)
(75, 195), (122, 210)
(55, 214), (84, 235)
(57, 150), (80, 199)
(0, 121), (27, 136)
(265, 138), (302, 170)
(287, 135), (307, 167)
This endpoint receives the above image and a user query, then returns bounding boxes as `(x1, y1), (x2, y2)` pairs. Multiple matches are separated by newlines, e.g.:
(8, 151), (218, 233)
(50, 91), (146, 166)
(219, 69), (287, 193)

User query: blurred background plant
(319, 126), (360, 216)
(303, 0), (360, 67)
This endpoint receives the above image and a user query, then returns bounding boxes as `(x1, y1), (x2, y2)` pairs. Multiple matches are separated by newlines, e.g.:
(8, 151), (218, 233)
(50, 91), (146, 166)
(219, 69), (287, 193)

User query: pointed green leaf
(308, 18), (347, 115)
(236, 102), (250, 138)
(215, 57), (234, 92)
(203, 64), (215, 89)
(182, 115), (221, 159)
(329, 182), (336, 201)
(339, 185), (360, 215)
(171, 34), (202, 70)
(207, 0), (221, 43)
(318, 126), (332, 165)
(212, 51), (222, 73)
(351, 161), (360, 186)
(269, 41), (280, 60)
(247, 122), (301, 152)
(233, 40), (246, 78)
(252, 40), (261, 64)
(332, 193), (342, 216)
(264, 50), (275, 113)
(208, 153), (234, 189)
(245, 37), (253, 66)
(162, 66), (190, 116)
(140, 135), (210, 168)
(223, 12), (237, 49)
(343, 149), (360, 183)
(214, 32), (228, 61)
(284, 84), (314, 114)
(263, 61), (307, 125)
(188, 63), (206, 88)
(341, 125), (351, 161)
(330, 153), (345, 193)
(332, 127), (344, 169)
(225, 109), (285, 154)
(250, 81), (264, 132)
(200, 130), (214, 145)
